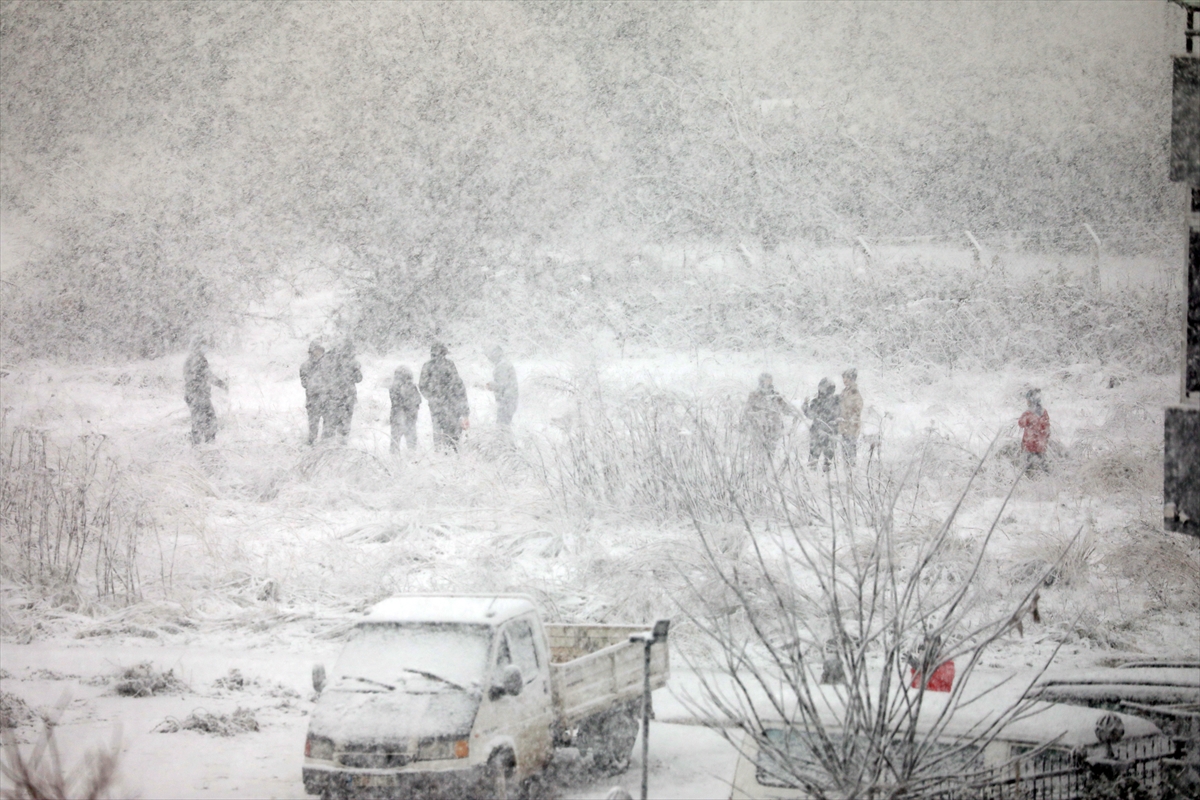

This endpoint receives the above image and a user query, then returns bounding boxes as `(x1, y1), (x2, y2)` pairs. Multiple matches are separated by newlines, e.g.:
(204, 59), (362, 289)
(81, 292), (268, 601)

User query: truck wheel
(518, 772), (559, 800)
(581, 706), (639, 776)
(484, 752), (516, 800)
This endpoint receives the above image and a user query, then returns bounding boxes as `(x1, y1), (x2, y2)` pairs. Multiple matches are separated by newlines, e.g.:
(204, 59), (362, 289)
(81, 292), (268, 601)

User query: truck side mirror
(313, 663), (326, 694)
(503, 664), (523, 696)
(490, 664), (523, 700)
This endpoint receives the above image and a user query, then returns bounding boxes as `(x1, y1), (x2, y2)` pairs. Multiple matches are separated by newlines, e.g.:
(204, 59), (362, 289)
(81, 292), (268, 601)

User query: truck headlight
(305, 734), (334, 761)
(415, 738), (469, 761)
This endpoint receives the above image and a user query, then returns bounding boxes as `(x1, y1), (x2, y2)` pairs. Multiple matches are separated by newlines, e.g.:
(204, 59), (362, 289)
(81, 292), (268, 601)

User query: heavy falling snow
(1, 2), (1198, 799)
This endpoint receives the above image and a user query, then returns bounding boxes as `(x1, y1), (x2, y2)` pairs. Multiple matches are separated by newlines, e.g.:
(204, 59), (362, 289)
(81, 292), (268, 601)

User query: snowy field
(3, 2), (1197, 797)
(1, 262), (1197, 798)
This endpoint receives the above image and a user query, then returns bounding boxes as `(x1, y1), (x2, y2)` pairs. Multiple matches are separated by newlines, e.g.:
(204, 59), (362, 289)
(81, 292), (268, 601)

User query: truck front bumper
(302, 762), (488, 799)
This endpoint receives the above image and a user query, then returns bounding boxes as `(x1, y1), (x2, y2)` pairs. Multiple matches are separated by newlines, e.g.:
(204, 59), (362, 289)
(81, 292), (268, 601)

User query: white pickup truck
(301, 594), (670, 799)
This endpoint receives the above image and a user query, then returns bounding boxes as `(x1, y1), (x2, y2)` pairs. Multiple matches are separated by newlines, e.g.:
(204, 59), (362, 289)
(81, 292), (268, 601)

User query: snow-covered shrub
(1102, 528), (1200, 615)
(154, 707), (258, 736)
(0, 425), (159, 606)
(110, 662), (187, 698)
(456, 252), (1177, 377)
(671, 430), (1066, 798)
(533, 378), (821, 522)
(0, 204), (254, 364)
(0, 691), (33, 730)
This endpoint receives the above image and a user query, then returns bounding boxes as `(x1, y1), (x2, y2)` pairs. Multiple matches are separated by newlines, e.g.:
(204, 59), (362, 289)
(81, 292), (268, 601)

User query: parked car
(301, 594), (669, 799)
(728, 698), (1173, 799)
(1026, 660), (1200, 794)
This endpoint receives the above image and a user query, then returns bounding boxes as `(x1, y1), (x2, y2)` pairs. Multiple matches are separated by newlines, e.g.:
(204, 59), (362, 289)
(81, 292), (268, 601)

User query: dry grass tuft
(110, 662), (187, 698)
(292, 445), (393, 487)
(0, 692), (34, 730)
(211, 669), (248, 691)
(0, 424), (159, 606)
(1075, 450), (1155, 496)
(153, 707), (259, 736)
(1102, 527), (1200, 614)
(533, 375), (830, 524)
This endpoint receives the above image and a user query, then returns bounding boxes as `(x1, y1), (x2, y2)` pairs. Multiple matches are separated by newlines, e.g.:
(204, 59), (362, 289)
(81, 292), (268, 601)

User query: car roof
(1030, 666), (1200, 706)
(1115, 660), (1200, 669)
(747, 693), (1161, 748)
(363, 594), (537, 626)
(1034, 666), (1200, 688)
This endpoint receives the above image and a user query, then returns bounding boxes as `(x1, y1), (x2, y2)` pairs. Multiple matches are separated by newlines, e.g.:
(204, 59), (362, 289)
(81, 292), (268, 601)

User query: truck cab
(302, 594), (669, 799)
(302, 595), (554, 799)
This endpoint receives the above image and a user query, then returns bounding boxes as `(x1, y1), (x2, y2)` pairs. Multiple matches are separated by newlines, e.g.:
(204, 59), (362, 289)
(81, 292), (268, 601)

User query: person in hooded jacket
(838, 368), (863, 466)
(1018, 388), (1051, 474)
(485, 346), (519, 427)
(743, 372), (800, 457)
(299, 340), (328, 445)
(803, 378), (840, 472)
(324, 340), (362, 443)
(389, 365), (422, 452)
(419, 342), (470, 452)
(183, 336), (227, 445)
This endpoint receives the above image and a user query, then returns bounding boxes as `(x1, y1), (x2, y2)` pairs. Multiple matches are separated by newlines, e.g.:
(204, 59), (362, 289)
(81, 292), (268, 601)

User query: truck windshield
(331, 623), (492, 692)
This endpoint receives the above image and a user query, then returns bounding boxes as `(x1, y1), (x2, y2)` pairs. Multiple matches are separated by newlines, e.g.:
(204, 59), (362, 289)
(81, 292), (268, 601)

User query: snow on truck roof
(363, 594), (537, 625)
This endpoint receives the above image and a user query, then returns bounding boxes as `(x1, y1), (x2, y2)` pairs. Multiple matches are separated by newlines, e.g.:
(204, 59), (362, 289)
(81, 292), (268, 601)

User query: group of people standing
(185, 340), (1046, 476)
(743, 369), (863, 471)
(299, 340), (364, 445)
(302, 340), (518, 454)
(182, 337), (517, 452)
(742, 369), (1052, 477)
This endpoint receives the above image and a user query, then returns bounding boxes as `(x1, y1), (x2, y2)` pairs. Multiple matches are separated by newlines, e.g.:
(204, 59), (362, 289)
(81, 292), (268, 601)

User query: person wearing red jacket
(1018, 388), (1050, 473)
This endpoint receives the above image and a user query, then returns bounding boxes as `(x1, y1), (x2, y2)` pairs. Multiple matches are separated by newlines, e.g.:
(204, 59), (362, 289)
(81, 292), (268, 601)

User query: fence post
(964, 230), (986, 267)
(855, 237), (875, 264)
(1083, 222), (1103, 291)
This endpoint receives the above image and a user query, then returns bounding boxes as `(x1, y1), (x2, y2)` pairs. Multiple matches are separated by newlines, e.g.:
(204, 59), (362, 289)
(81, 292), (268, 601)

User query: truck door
(502, 616), (555, 773)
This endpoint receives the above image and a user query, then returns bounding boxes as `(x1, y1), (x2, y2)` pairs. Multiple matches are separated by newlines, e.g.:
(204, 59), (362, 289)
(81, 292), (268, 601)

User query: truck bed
(545, 624), (670, 726)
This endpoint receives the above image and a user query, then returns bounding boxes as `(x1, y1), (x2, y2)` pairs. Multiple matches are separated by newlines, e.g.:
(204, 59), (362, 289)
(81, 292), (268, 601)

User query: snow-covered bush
(670, 432), (1064, 798)
(154, 707), (258, 737)
(533, 378), (821, 522)
(470, 254), (1177, 374)
(0, 212), (237, 362)
(0, 424), (161, 607)
(110, 662), (186, 698)
(0, 691), (34, 731)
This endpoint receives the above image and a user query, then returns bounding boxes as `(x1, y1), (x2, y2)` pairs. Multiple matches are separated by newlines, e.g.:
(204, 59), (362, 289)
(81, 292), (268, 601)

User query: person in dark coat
(389, 365), (422, 452)
(183, 336), (226, 445)
(803, 378), (840, 472)
(419, 342), (469, 452)
(743, 372), (799, 457)
(299, 340), (327, 445)
(486, 346), (518, 427)
(324, 340), (362, 443)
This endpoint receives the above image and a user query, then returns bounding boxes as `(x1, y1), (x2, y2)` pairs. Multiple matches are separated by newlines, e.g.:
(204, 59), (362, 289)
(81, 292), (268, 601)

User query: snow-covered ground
(2, 280), (1197, 798)
(0, 633), (740, 799)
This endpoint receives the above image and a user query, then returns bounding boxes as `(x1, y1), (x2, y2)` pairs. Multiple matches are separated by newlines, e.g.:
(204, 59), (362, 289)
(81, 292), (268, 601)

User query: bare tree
(675, 436), (1068, 799)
